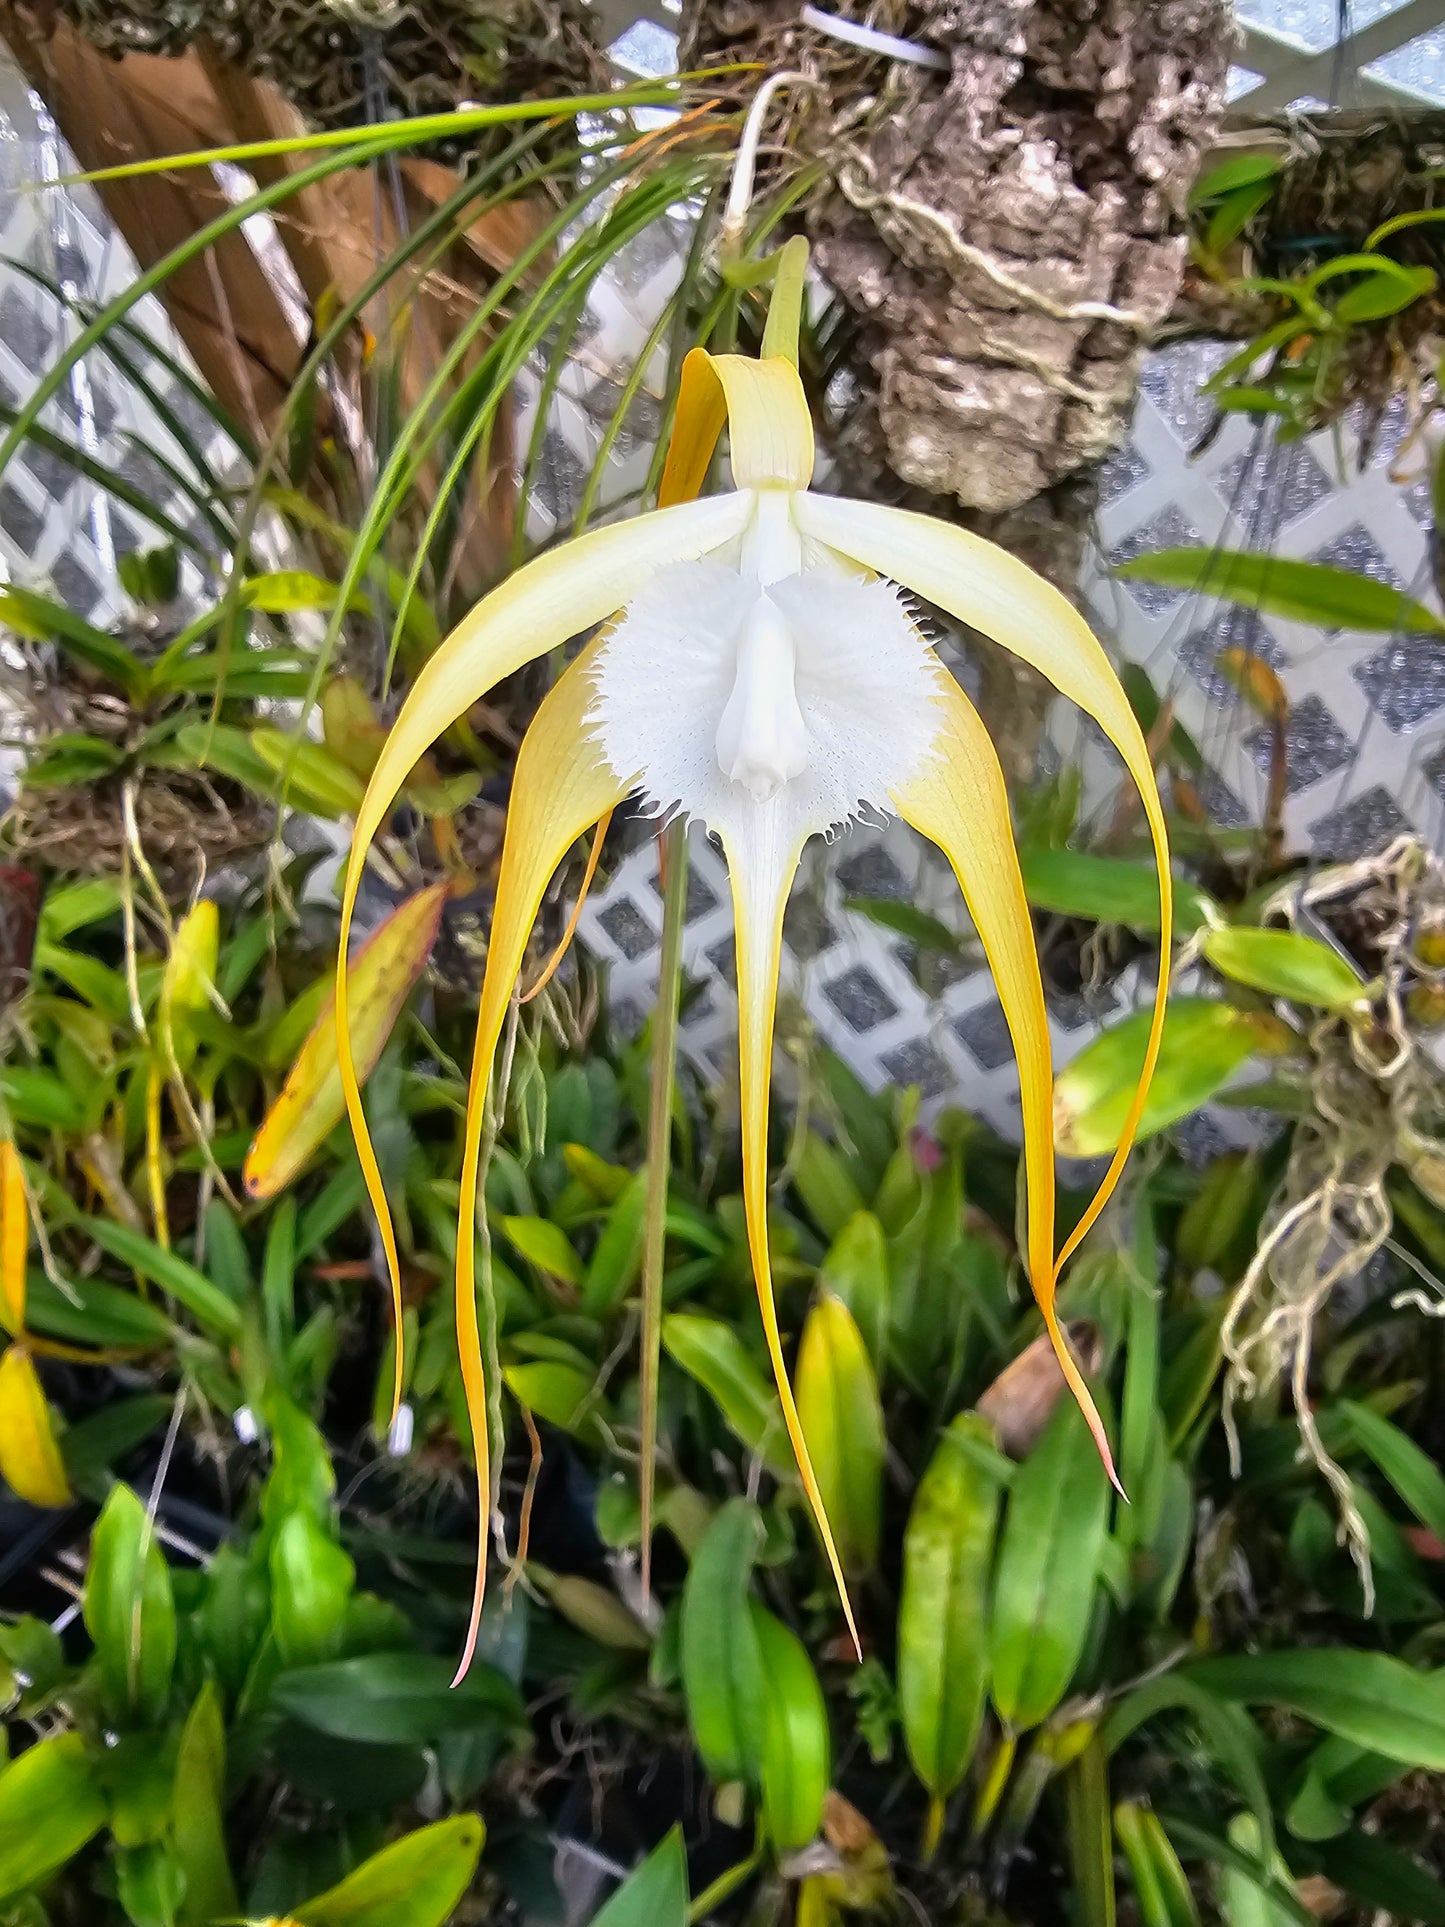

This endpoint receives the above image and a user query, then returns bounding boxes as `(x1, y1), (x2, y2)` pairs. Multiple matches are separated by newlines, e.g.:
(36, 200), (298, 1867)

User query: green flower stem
(639, 816), (689, 1595)
(685, 1836), (764, 1924)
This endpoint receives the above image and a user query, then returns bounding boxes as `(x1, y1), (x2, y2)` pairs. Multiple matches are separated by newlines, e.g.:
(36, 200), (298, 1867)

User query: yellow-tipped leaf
(0, 1346), (72, 1507)
(0, 1142), (27, 1334)
(248, 883), (449, 1200)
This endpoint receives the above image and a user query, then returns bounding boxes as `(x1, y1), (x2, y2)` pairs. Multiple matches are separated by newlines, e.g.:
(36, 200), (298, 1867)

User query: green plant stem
(923, 1793), (947, 1862)
(685, 1838), (763, 1924)
(639, 817), (689, 1597)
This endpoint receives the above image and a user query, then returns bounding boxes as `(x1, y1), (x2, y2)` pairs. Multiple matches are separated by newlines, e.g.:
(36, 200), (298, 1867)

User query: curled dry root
(1221, 836), (1445, 1609)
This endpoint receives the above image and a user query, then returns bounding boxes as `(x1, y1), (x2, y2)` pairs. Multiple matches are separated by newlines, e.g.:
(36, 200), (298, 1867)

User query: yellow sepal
(660, 349), (815, 503)
(893, 673), (1115, 1482)
(451, 636), (626, 1680)
(337, 491), (749, 1421)
(794, 492), (1172, 1279)
(722, 810), (861, 1656)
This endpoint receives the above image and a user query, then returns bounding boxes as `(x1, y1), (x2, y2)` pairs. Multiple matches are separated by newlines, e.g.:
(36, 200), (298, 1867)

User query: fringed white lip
(587, 542), (945, 852)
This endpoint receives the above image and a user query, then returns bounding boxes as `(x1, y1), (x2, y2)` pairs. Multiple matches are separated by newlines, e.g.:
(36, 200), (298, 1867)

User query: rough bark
(689, 0), (1233, 514)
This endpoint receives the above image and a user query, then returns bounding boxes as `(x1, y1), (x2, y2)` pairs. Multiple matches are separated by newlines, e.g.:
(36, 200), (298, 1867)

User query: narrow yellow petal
(452, 638), (627, 1681)
(337, 492), (749, 1423)
(0, 1345), (71, 1507)
(722, 811), (861, 1655)
(660, 349), (814, 502)
(893, 675), (1115, 1483)
(1, 1142), (28, 1334)
(519, 812), (611, 1005)
(795, 493), (1171, 1274)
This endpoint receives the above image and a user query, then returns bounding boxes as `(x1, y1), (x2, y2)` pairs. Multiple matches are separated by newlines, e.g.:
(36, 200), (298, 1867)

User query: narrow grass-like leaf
(1341, 1398), (1445, 1543)
(80, 1218), (242, 1339)
(1114, 548), (1445, 634)
(1187, 1649), (1445, 1768)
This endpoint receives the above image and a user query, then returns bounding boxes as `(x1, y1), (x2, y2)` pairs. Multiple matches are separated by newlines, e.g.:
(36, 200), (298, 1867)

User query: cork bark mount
(703, 1), (1233, 514)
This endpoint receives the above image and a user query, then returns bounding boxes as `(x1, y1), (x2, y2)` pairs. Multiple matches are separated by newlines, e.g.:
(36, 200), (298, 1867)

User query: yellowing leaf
(0, 1345), (72, 1507)
(531, 1569), (651, 1650)
(242, 570), (372, 618)
(291, 1815), (484, 1927)
(321, 675), (386, 781)
(162, 899), (220, 1073)
(245, 885), (448, 1199)
(1, 1141), (27, 1333)
(1218, 647), (1287, 722)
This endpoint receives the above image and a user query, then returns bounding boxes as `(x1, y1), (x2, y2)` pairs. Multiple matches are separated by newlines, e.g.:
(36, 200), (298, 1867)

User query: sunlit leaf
(292, 1815), (485, 1927)
(0, 1732), (107, 1900)
(1202, 927), (1365, 1009)
(1054, 1000), (1270, 1158)
(161, 900), (220, 1073)
(796, 1293), (885, 1572)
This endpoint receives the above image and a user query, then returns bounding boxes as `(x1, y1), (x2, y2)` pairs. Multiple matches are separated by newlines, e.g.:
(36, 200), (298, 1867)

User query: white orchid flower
(338, 344), (1172, 1676)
